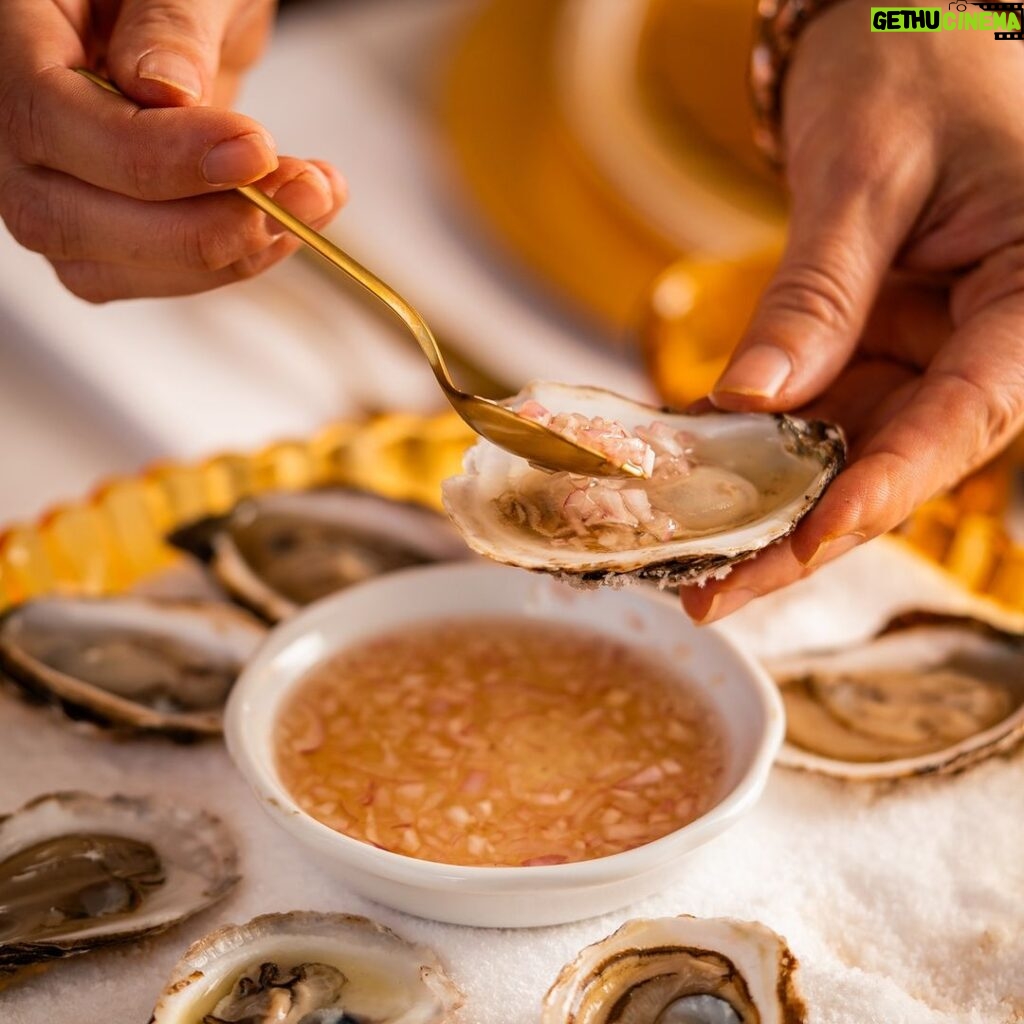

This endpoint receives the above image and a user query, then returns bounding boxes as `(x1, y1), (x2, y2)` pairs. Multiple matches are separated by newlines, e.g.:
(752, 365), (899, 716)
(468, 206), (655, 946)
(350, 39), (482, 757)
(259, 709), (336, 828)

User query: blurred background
(0, 0), (784, 520)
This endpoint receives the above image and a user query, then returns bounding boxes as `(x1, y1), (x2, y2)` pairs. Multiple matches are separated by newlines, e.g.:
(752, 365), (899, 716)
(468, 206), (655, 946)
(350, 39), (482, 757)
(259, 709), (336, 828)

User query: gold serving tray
(2, 410), (1022, 617)
(0, 413), (474, 613)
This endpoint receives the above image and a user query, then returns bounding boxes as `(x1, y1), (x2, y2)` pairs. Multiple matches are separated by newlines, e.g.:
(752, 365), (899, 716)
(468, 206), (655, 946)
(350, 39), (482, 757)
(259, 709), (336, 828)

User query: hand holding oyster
(442, 383), (844, 588)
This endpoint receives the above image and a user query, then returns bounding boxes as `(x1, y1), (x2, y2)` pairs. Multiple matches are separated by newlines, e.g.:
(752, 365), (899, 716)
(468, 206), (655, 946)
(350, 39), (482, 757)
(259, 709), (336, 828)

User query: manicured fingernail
(202, 133), (277, 186)
(694, 588), (758, 624)
(713, 345), (792, 400)
(801, 532), (865, 569)
(264, 166), (333, 235)
(137, 50), (202, 100)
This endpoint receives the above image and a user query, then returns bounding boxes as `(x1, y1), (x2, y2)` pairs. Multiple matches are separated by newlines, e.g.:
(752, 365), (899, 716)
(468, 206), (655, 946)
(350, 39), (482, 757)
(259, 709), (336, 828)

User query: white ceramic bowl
(225, 563), (782, 927)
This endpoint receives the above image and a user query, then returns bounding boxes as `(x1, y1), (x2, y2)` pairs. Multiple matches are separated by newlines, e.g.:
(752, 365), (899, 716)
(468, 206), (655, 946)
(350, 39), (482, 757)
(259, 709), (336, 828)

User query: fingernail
(694, 588), (758, 625)
(137, 50), (202, 100)
(202, 133), (277, 186)
(713, 345), (792, 400)
(264, 166), (333, 235)
(801, 532), (865, 569)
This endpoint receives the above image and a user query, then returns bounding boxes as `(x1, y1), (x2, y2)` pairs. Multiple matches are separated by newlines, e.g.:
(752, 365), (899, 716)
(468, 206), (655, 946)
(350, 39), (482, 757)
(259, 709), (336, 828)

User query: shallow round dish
(225, 563), (783, 927)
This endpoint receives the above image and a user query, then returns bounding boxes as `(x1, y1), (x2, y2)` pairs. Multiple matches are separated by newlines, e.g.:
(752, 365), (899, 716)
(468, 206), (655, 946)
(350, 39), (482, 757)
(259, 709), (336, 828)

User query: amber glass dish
(0, 414), (474, 613)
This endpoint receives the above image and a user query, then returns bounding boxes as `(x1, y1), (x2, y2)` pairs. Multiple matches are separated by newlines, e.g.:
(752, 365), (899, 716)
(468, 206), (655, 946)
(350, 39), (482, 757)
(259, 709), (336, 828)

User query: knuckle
(761, 253), (860, 331)
(1, 67), (55, 165)
(953, 243), (1024, 321)
(116, 129), (166, 201)
(0, 169), (46, 252)
(0, 78), (23, 157)
(128, 1), (203, 37)
(227, 239), (288, 282)
(932, 368), (1024, 456)
(227, 252), (269, 282)
(184, 222), (234, 273)
(0, 168), (81, 259)
(174, 206), (266, 272)
(53, 261), (112, 304)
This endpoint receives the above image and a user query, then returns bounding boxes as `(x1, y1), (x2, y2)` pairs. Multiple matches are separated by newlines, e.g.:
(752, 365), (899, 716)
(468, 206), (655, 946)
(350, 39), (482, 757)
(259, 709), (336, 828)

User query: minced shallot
(497, 404), (764, 548)
(275, 617), (726, 868)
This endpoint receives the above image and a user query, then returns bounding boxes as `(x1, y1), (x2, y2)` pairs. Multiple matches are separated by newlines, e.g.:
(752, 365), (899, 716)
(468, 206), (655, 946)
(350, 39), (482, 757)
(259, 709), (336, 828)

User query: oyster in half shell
(442, 383), (843, 587)
(772, 612), (1024, 780)
(0, 792), (238, 988)
(541, 915), (806, 1023)
(150, 912), (463, 1023)
(0, 597), (265, 738)
(170, 489), (469, 622)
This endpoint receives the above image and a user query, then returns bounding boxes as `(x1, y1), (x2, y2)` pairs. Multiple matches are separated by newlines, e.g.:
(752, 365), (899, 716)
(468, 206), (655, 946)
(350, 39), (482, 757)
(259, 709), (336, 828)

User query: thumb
(711, 181), (910, 413)
(107, 0), (236, 106)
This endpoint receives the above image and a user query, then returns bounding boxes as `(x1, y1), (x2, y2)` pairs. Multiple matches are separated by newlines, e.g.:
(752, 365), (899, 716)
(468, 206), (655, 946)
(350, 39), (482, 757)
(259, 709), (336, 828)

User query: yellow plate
(0, 414), (474, 613)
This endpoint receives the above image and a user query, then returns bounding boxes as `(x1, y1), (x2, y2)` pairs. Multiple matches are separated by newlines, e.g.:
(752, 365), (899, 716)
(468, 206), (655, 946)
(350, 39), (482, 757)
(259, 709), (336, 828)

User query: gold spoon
(76, 69), (640, 479)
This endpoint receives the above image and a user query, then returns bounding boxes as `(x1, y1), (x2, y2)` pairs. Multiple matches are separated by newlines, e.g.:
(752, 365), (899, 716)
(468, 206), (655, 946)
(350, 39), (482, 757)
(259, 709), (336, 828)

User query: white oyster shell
(541, 915), (806, 1023)
(0, 597), (265, 738)
(771, 612), (1024, 780)
(151, 912), (463, 1024)
(171, 489), (469, 622)
(0, 792), (238, 987)
(442, 383), (843, 587)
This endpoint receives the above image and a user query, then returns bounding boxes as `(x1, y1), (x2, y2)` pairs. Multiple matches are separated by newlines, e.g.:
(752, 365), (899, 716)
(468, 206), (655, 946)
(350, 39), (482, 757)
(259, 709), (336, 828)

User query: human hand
(0, 0), (346, 301)
(682, 0), (1024, 622)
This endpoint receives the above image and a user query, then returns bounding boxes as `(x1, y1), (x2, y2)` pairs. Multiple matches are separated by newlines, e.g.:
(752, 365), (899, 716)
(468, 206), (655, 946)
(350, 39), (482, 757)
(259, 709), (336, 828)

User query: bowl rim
(224, 562), (784, 890)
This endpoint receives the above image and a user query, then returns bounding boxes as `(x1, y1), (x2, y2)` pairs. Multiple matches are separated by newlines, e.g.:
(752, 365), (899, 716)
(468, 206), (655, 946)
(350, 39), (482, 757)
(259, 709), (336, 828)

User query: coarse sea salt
(4, 542), (1023, 1024)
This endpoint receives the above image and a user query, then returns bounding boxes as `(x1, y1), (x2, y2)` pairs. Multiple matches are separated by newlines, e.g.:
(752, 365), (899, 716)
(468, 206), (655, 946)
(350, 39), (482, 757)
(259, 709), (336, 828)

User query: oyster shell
(541, 915), (806, 1023)
(0, 597), (265, 738)
(771, 612), (1024, 780)
(442, 383), (843, 587)
(0, 791), (238, 988)
(171, 489), (469, 622)
(150, 912), (463, 1023)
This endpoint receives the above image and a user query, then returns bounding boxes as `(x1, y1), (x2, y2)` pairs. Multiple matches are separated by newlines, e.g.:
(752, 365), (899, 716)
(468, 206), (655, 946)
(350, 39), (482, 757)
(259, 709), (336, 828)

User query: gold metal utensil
(76, 69), (639, 479)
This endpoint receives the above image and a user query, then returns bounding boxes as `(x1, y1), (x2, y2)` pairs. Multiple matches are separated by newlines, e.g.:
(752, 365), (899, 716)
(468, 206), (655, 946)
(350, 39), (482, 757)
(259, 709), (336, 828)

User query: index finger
(3, 64), (278, 199)
(684, 292), (1024, 622)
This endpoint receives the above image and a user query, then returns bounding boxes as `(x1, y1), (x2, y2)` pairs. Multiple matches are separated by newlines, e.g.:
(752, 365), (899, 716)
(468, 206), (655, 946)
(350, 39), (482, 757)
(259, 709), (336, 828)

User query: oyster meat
(541, 915), (806, 1023)
(0, 596), (265, 738)
(442, 383), (843, 587)
(150, 912), (463, 1023)
(771, 611), (1024, 780)
(0, 791), (238, 988)
(171, 489), (469, 622)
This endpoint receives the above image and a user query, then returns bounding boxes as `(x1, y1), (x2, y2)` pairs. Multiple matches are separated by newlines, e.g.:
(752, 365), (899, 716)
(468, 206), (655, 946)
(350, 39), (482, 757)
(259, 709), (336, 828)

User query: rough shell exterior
(541, 915), (807, 1023)
(169, 488), (468, 622)
(150, 911), (464, 1024)
(772, 611), (1024, 782)
(0, 791), (238, 988)
(442, 383), (844, 589)
(0, 597), (265, 740)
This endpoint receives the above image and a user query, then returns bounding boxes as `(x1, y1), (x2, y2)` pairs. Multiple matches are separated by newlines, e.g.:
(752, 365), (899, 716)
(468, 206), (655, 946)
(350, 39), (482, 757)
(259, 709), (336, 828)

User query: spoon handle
(73, 68), (457, 393)
(235, 185), (455, 390)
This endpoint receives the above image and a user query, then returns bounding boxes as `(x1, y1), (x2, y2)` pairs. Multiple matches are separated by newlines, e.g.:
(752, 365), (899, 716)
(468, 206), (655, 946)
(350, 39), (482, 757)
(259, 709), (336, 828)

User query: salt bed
(2, 537), (1023, 1024)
